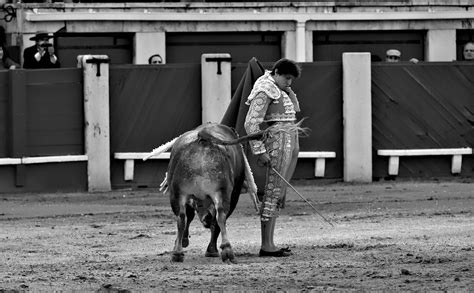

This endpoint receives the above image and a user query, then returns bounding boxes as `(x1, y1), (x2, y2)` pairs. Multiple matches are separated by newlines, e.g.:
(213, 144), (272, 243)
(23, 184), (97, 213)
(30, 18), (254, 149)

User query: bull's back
(170, 123), (245, 180)
(167, 123), (245, 213)
(171, 141), (232, 194)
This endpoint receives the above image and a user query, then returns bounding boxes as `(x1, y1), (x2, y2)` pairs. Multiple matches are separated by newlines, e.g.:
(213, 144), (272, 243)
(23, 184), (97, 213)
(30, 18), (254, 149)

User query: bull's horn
(143, 137), (178, 161)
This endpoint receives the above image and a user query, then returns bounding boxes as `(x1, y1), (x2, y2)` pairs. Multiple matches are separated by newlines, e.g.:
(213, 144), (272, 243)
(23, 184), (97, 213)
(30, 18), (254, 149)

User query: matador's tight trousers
(260, 124), (299, 221)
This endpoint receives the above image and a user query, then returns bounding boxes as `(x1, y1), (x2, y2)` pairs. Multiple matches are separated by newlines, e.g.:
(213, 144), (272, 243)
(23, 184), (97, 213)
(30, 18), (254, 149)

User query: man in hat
(385, 49), (401, 62)
(23, 31), (60, 69)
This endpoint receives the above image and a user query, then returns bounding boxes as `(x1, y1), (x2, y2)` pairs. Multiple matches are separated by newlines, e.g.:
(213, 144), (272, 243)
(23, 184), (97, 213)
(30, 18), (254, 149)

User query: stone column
(425, 29), (456, 61)
(342, 53), (372, 182)
(134, 32), (166, 64)
(295, 21), (307, 62)
(282, 31), (297, 60)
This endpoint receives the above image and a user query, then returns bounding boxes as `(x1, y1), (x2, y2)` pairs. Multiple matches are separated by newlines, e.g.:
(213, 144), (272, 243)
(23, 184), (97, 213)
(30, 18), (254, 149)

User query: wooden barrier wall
(0, 68), (86, 192)
(0, 61), (472, 192)
(293, 62), (343, 179)
(372, 62), (474, 179)
(109, 64), (202, 188)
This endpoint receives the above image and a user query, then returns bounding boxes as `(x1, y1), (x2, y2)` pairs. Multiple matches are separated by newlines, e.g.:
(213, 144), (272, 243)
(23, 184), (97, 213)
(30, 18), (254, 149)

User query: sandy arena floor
(0, 180), (473, 291)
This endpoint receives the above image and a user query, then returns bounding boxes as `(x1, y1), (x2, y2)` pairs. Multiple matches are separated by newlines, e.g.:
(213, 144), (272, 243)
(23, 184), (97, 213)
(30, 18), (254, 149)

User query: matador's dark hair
(271, 58), (301, 78)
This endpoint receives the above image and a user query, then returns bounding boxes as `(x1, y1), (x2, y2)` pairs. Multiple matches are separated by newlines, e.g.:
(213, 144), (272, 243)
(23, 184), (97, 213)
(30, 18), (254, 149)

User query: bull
(145, 123), (261, 263)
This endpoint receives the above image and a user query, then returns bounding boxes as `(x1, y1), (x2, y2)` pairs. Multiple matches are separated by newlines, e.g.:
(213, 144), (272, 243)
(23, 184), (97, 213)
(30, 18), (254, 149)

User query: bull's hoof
(220, 246), (236, 263)
(205, 250), (219, 257)
(171, 252), (185, 262)
(182, 237), (189, 248)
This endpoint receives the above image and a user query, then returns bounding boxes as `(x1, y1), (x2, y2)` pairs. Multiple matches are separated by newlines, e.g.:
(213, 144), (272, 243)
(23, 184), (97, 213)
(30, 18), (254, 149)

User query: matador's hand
(285, 86), (300, 111)
(257, 153), (272, 167)
(285, 87), (296, 99)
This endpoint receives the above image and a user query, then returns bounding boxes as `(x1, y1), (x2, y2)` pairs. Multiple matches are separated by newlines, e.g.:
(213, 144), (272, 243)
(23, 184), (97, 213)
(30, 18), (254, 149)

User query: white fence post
(425, 30), (456, 61)
(201, 53), (232, 123)
(78, 55), (111, 192)
(342, 52), (372, 182)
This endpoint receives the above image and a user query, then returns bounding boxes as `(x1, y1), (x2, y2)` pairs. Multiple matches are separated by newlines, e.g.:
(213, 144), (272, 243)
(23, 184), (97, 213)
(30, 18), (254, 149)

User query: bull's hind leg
(182, 205), (195, 248)
(171, 194), (188, 262)
(205, 221), (220, 257)
(210, 192), (236, 263)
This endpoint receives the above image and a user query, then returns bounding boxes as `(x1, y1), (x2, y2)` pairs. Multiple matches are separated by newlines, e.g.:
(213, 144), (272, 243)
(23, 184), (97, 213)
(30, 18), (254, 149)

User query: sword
(270, 166), (334, 227)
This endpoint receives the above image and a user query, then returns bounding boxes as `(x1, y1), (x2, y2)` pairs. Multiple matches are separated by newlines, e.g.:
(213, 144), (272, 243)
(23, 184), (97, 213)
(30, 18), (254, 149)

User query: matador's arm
(244, 92), (271, 155)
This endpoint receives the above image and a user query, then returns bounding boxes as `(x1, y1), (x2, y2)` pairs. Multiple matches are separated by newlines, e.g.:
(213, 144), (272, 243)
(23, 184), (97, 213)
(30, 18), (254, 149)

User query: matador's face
(273, 71), (295, 90)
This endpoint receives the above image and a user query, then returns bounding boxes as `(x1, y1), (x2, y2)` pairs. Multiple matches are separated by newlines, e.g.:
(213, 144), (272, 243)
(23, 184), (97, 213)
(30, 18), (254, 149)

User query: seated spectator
(385, 49), (401, 62)
(463, 42), (474, 61)
(148, 54), (163, 64)
(23, 31), (60, 69)
(0, 45), (19, 70)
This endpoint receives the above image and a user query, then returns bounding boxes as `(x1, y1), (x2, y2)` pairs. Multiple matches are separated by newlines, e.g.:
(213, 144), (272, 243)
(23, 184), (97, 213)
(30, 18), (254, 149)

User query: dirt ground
(0, 180), (473, 292)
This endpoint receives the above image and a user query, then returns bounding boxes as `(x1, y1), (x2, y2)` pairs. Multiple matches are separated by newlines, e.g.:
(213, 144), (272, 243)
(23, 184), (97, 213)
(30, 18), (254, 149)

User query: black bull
(165, 123), (262, 263)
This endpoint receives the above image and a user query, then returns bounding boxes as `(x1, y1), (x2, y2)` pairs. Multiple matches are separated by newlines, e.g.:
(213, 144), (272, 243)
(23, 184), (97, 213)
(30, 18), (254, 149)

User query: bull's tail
(198, 120), (309, 146)
(197, 129), (265, 145)
(143, 136), (179, 161)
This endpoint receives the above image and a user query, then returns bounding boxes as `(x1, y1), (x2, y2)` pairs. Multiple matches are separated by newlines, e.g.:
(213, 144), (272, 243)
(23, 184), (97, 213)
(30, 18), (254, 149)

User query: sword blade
(271, 166), (334, 227)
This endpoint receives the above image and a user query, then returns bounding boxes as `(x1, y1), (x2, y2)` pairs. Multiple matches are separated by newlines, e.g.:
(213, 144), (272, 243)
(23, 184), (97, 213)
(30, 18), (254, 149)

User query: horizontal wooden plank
(0, 158), (22, 165)
(21, 155), (88, 164)
(378, 148), (472, 156)
(114, 151), (336, 160)
(0, 155), (87, 165)
(115, 152), (171, 160)
(298, 151), (336, 158)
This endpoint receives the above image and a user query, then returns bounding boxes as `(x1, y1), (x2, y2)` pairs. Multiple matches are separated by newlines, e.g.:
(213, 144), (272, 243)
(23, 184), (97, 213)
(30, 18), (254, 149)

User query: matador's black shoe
(259, 247), (292, 257)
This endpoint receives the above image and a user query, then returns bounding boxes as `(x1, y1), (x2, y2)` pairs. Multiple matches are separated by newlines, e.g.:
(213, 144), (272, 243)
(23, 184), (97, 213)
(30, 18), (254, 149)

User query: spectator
(0, 45), (19, 70)
(23, 31), (60, 69)
(148, 54), (163, 64)
(463, 42), (474, 61)
(385, 49), (401, 62)
(386, 49), (420, 63)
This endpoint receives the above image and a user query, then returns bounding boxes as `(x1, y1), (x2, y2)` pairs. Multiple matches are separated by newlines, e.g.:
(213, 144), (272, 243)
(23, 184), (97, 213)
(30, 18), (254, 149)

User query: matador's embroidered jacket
(244, 70), (300, 155)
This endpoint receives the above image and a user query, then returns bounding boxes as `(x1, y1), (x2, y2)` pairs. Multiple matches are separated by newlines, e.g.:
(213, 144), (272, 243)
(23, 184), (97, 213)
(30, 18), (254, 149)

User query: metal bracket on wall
(1, 4), (16, 22)
(205, 57), (232, 75)
(86, 57), (111, 77)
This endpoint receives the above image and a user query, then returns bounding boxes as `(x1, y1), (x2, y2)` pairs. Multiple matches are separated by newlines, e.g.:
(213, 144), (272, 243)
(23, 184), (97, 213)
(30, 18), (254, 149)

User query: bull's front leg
(171, 195), (188, 262)
(211, 193), (236, 263)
